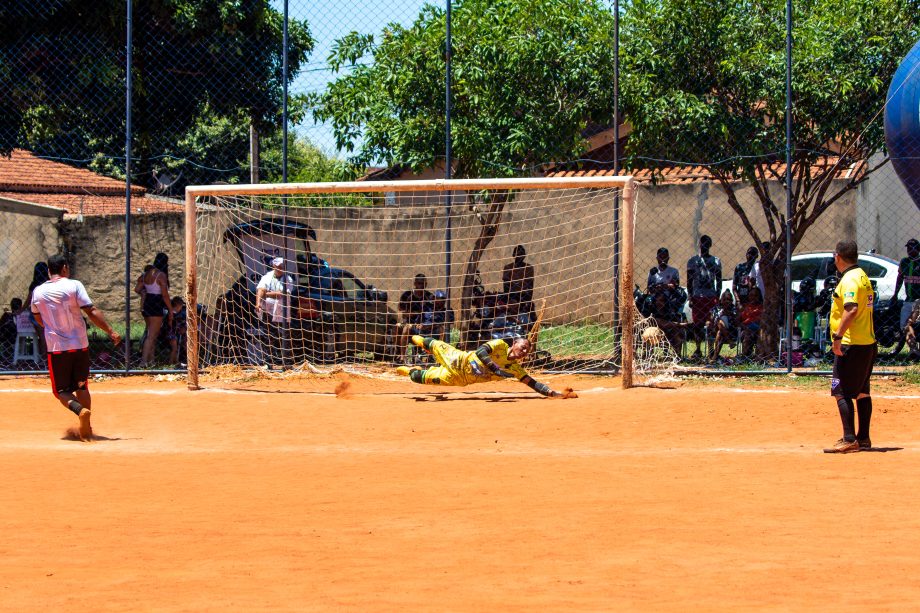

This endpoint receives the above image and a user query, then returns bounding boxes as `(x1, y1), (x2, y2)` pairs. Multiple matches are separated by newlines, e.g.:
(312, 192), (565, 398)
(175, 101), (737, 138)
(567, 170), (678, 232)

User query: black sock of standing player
(856, 397), (872, 441)
(836, 396), (856, 441)
(67, 399), (83, 416)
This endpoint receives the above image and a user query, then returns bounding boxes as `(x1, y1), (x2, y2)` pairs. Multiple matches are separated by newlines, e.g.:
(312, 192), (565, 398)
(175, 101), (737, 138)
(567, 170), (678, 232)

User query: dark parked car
(221, 218), (397, 364)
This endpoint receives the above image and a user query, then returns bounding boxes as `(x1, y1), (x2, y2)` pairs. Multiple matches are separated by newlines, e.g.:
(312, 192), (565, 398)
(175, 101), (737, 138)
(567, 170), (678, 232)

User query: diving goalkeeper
(396, 335), (577, 398)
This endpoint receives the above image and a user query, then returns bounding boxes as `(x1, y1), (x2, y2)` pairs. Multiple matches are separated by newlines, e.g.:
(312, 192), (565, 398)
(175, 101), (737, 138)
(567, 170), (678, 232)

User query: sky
(273, 0), (433, 158)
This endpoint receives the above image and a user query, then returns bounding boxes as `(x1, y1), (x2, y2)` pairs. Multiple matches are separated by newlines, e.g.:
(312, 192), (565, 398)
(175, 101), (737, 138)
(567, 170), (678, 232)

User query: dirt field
(2, 372), (920, 611)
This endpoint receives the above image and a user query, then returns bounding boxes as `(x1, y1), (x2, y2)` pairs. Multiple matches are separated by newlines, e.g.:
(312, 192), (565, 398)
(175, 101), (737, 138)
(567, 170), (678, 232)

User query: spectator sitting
(397, 273), (435, 359)
(425, 290), (455, 342)
(0, 298), (24, 361)
(647, 247), (680, 300)
(707, 290), (738, 362)
(739, 287), (764, 358)
(502, 245), (535, 319)
(167, 296), (188, 366)
(649, 290), (686, 354)
(903, 301), (920, 360)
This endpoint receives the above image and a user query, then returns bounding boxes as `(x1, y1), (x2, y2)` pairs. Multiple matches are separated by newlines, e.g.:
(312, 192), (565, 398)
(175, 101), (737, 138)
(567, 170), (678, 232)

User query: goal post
(184, 176), (639, 390)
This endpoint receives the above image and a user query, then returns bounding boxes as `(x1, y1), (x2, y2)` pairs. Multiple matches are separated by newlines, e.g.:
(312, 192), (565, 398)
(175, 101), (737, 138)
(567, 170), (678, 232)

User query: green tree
(620, 0), (919, 358)
(313, 0), (617, 345)
(1, 0), (313, 189)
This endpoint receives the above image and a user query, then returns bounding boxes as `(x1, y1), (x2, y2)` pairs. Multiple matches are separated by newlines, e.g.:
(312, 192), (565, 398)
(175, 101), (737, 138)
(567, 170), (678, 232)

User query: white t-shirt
(257, 270), (292, 323)
(30, 277), (93, 352)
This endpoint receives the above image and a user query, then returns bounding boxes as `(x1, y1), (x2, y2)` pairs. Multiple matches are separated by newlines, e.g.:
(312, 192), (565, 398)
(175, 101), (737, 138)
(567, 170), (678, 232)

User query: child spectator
(739, 287), (764, 358)
(707, 290), (738, 362)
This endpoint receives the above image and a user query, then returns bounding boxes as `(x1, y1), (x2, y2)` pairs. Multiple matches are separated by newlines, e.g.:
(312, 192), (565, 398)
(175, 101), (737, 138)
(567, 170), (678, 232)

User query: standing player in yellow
(824, 240), (877, 453)
(396, 335), (576, 398)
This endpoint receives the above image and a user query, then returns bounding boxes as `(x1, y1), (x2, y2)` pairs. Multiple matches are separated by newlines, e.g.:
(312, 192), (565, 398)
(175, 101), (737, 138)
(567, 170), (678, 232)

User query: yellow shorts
(422, 340), (490, 386)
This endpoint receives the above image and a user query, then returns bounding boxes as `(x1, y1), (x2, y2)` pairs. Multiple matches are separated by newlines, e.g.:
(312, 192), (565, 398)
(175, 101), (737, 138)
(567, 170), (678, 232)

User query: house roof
(543, 155), (862, 184)
(0, 149), (181, 216)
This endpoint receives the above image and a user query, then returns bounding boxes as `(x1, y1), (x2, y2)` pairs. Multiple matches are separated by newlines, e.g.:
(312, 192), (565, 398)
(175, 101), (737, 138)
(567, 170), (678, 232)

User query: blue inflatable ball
(886, 39), (920, 213)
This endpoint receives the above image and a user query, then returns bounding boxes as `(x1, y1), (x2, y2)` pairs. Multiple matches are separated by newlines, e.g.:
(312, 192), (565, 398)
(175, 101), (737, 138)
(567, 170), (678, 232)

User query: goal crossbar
(184, 176), (637, 390)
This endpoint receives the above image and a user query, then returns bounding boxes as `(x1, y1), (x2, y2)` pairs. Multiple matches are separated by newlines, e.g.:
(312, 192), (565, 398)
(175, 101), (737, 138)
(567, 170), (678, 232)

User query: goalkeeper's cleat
(411, 335), (427, 349)
(396, 365), (421, 377)
(823, 437), (859, 454)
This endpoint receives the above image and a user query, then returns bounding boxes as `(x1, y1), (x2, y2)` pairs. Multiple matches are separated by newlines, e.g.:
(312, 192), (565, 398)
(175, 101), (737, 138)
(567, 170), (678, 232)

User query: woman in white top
(134, 252), (172, 367)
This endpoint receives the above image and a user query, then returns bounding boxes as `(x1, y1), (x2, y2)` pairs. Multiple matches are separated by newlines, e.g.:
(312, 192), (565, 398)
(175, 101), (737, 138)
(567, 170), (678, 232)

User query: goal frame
(184, 176), (636, 390)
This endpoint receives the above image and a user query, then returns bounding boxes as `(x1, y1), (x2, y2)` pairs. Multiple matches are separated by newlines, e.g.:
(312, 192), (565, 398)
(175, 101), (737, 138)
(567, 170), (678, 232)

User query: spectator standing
(825, 240), (878, 453)
(893, 238), (920, 328)
(502, 245), (535, 320)
(255, 257), (293, 368)
(30, 254), (121, 441)
(167, 296), (188, 366)
(397, 273), (435, 357)
(135, 256), (172, 367)
(686, 235), (723, 360)
(26, 261), (50, 357)
(733, 246), (759, 307)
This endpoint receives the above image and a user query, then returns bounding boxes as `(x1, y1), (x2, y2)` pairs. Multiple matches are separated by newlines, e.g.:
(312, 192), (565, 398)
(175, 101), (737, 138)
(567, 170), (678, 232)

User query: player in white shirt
(30, 254), (122, 441)
(255, 257), (293, 367)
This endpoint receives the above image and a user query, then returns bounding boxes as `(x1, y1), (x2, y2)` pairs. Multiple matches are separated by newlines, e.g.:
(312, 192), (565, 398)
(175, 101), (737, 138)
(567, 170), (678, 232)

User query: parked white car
(719, 251), (903, 304)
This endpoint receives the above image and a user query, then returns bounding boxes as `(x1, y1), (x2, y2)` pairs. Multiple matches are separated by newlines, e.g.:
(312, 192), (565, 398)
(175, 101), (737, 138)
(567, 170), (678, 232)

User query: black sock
(410, 369), (427, 384)
(856, 397), (873, 441)
(423, 337), (435, 350)
(67, 399), (83, 416)
(835, 396), (856, 441)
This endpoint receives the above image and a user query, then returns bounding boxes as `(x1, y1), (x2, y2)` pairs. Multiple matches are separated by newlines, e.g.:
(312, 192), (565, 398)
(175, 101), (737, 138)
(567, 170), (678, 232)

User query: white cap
(271, 257), (284, 267)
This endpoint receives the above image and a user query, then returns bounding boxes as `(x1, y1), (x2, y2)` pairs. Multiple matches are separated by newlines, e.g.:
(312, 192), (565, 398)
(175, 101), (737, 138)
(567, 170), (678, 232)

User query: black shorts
(142, 294), (167, 317)
(831, 343), (877, 399)
(48, 349), (91, 397)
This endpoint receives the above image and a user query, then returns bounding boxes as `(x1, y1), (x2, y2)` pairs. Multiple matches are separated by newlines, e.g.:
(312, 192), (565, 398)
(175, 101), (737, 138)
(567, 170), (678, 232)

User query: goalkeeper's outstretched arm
(475, 341), (571, 398)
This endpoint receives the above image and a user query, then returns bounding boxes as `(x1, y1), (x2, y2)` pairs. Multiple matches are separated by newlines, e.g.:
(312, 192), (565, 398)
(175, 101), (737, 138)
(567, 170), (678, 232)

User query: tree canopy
(620, 0), (919, 355)
(1, 0), (314, 187)
(313, 0), (618, 178)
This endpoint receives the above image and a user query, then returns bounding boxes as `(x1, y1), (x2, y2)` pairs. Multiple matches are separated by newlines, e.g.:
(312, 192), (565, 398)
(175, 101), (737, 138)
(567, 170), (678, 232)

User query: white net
(186, 178), (670, 388)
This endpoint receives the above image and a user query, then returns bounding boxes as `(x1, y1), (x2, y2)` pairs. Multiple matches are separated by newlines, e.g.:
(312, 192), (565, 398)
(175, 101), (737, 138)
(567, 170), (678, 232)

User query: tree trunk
(756, 254), (783, 362)
(458, 192), (508, 349)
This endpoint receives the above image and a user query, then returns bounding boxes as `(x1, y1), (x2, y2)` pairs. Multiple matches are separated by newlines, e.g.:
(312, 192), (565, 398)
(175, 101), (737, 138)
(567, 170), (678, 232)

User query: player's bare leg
(54, 388), (93, 442)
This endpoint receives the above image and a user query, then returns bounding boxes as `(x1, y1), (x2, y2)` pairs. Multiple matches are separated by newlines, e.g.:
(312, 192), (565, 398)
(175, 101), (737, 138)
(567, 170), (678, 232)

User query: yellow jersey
(830, 266), (875, 345)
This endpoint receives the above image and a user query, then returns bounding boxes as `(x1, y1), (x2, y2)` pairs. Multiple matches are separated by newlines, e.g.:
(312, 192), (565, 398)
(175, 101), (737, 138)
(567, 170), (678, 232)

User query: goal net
(184, 176), (669, 390)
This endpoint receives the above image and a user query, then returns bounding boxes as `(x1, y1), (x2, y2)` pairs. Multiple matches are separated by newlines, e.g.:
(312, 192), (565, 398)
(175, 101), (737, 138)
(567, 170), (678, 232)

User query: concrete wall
(0, 198), (63, 308)
(2, 169), (913, 327)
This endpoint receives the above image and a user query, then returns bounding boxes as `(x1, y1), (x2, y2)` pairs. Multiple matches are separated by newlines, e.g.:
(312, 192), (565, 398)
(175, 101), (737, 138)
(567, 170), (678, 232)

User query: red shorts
(690, 296), (718, 325)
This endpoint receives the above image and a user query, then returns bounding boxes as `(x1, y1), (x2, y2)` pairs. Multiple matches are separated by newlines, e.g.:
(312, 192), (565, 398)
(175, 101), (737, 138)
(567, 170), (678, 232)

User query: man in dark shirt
(893, 238), (920, 329)
(686, 235), (722, 360)
(397, 273), (435, 359)
(732, 246), (759, 307)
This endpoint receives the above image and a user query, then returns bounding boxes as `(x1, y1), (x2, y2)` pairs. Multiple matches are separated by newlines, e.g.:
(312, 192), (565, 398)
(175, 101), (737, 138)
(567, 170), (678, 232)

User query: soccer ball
(641, 326), (664, 344)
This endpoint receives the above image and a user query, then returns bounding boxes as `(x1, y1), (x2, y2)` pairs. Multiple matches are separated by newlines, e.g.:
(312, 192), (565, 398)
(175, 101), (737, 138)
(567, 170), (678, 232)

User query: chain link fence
(1, 0), (918, 373)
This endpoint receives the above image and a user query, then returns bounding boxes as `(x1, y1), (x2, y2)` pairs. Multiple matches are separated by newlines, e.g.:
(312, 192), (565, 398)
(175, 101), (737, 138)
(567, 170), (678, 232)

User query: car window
(857, 258), (886, 279)
(337, 275), (361, 300)
(790, 257), (828, 282)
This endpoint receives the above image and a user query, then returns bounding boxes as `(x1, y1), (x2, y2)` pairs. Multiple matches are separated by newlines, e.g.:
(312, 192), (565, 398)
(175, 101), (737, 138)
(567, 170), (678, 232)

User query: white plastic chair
(13, 313), (41, 365)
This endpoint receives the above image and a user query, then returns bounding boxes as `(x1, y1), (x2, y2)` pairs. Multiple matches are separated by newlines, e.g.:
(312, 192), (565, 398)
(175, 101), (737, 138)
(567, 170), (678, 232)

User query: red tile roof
(545, 159), (862, 183)
(0, 149), (181, 216)
(0, 192), (182, 216)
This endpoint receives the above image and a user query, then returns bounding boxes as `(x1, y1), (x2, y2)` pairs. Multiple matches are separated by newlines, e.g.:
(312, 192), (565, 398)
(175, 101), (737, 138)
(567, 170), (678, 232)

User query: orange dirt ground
(2, 372), (920, 611)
